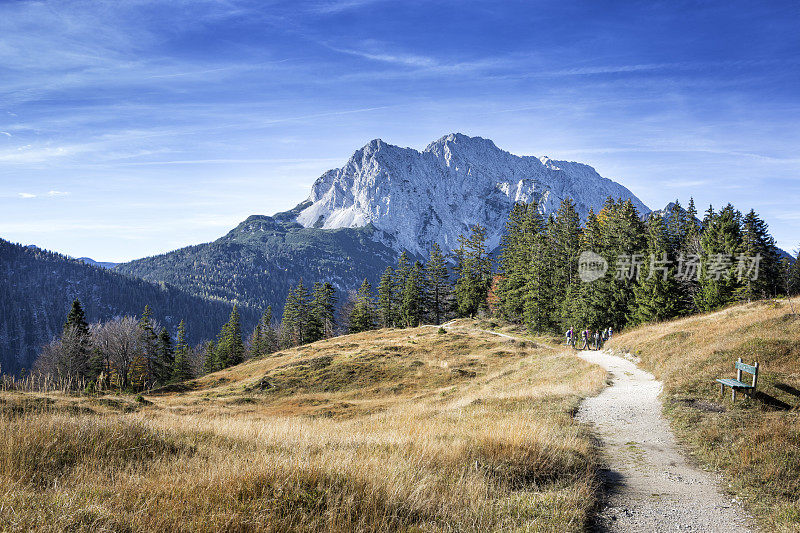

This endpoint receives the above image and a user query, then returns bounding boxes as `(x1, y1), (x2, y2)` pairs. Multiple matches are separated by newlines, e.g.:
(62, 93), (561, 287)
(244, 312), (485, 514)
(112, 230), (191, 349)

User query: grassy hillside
(0, 321), (605, 532)
(607, 297), (800, 531)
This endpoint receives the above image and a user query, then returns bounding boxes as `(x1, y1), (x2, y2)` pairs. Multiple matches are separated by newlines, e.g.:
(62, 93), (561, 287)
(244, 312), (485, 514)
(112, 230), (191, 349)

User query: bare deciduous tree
(93, 316), (143, 390)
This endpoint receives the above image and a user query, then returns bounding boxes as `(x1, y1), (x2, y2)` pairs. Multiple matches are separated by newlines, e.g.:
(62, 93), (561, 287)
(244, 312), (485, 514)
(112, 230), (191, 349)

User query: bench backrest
(735, 357), (759, 388)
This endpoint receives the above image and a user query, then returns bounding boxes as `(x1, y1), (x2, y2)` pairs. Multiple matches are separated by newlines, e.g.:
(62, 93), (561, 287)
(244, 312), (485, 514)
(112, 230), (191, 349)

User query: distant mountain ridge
(77, 257), (119, 269)
(118, 133), (652, 316)
(0, 238), (256, 375)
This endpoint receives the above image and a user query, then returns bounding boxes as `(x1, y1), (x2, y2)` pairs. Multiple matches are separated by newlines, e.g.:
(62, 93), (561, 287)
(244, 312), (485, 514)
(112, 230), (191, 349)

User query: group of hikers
(564, 326), (612, 350)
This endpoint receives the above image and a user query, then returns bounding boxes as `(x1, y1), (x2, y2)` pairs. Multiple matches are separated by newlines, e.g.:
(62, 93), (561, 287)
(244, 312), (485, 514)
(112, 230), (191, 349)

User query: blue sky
(1, 0), (798, 262)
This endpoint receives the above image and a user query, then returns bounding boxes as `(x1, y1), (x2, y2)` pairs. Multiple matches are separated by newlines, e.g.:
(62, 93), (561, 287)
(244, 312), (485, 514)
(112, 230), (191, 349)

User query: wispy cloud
(18, 192), (36, 199)
(47, 190), (70, 197)
(310, 0), (395, 15)
(328, 44), (438, 67)
(0, 131), (11, 137)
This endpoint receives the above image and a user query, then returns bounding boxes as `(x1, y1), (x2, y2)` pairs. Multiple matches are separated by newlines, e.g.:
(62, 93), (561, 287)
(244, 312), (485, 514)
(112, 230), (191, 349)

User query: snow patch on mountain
(295, 133), (650, 256)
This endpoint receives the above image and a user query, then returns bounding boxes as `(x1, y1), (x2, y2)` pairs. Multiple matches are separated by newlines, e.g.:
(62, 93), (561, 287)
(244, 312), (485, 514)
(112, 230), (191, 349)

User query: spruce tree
(215, 304), (244, 368)
(348, 279), (375, 333)
(695, 204), (743, 311)
(309, 282), (337, 341)
(550, 199), (582, 329)
(281, 281), (311, 346)
(226, 305), (245, 366)
(249, 321), (264, 358)
(393, 252), (411, 324)
(202, 340), (216, 375)
(172, 320), (193, 382)
(400, 261), (425, 327)
(425, 243), (450, 325)
(60, 299), (92, 380)
(523, 217), (555, 332)
(155, 326), (174, 385)
(736, 209), (781, 302)
(377, 267), (396, 328)
(261, 306), (278, 354)
(214, 321), (231, 371)
(137, 305), (159, 385)
(497, 203), (532, 320)
(632, 215), (681, 324)
(454, 225), (492, 318)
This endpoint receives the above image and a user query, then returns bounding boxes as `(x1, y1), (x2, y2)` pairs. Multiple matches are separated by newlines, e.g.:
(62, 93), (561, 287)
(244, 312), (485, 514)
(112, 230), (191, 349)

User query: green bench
(716, 358), (759, 401)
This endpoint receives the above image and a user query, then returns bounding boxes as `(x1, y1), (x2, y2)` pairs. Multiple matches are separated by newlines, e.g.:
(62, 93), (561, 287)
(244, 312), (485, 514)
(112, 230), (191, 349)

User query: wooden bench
(716, 358), (759, 401)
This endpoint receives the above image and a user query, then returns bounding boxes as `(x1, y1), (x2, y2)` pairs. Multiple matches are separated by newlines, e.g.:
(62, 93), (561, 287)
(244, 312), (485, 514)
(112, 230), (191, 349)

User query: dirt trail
(576, 349), (753, 532)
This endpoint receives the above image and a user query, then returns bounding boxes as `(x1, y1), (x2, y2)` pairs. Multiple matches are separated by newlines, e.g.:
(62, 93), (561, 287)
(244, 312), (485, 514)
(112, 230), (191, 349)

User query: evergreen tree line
(34, 197), (797, 388)
(494, 197), (793, 334)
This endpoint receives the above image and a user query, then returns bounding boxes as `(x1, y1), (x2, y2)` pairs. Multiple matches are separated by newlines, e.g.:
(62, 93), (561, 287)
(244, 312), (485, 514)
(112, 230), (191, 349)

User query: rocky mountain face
(295, 133), (650, 256)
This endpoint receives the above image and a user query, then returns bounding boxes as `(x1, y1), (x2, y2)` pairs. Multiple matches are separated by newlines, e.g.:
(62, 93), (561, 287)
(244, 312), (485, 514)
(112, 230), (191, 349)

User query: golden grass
(0, 322), (606, 532)
(608, 297), (800, 532)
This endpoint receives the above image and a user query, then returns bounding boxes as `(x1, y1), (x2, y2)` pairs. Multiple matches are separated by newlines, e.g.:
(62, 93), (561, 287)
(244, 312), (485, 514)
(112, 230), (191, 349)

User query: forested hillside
(0, 239), (258, 375)
(116, 206), (401, 315)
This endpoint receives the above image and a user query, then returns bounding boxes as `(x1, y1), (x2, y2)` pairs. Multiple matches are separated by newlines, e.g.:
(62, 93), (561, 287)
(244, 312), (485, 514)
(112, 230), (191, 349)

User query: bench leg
(720, 383), (724, 396)
(732, 388), (736, 402)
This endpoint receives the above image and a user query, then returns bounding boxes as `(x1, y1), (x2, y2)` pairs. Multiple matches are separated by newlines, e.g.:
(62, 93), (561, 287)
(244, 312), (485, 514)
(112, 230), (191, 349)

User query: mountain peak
(294, 134), (650, 256)
(424, 132), (499, 152)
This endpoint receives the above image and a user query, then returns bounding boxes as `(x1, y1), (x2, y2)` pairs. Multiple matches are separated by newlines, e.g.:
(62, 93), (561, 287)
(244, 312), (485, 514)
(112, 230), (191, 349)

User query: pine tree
(226, 305), (245, 366)
(136, 305), (159, 385)
(377, 267), (396, 328)
(309, 282), (336, 341)
(523, 218), (555, 332)
(202, 340), (216, 374)
(600, 199), (646, 330)
(496, 203), (532, 320)
(249, 320), (264, 358)
(281, 281), (311, 347)
(550, 199), (582, 329)
(171, 320), (193, 382)
(215, 305), (244, 368)
(564, 209), (603, 330)
(393, 252), (411, 324)
(62, 299), (91, 379)
(261, 306), (278, 354)
(454, 225), (492, 318)
(348, 279), (375, 333)
(632, 215), (681, 324)
(695, 204), (743, 311)
(154, 326), (174, 385)
(736, 209), (781, 302)
(425, 243), (450, 325)
(400, 261), (425, 327)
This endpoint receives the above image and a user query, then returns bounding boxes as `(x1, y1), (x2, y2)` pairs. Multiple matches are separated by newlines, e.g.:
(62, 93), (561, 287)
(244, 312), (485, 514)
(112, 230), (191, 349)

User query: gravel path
(576, 350), (753, 532)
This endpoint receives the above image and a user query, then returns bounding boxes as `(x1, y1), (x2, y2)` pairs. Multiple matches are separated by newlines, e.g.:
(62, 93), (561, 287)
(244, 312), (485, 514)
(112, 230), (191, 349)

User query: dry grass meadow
(608, 297), (800, 532)
(1, 320), (606, 532)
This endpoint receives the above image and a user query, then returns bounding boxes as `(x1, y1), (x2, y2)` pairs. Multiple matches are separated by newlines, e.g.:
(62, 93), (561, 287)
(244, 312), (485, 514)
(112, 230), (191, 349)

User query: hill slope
(1, 322), (605, 532)
(608, 297), (800, 531)
(0, 238), (257, 375)
(116, 206), (398, 314)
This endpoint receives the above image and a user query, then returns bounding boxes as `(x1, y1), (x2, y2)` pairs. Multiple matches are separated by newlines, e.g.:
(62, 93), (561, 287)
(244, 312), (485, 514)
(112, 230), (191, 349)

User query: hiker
(581, 329), (589, 350)
(568, 327), (575, 348)
(608, 326), (613, 340)
(565, 328), (572, 347)
(593, 330), (600, 350)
